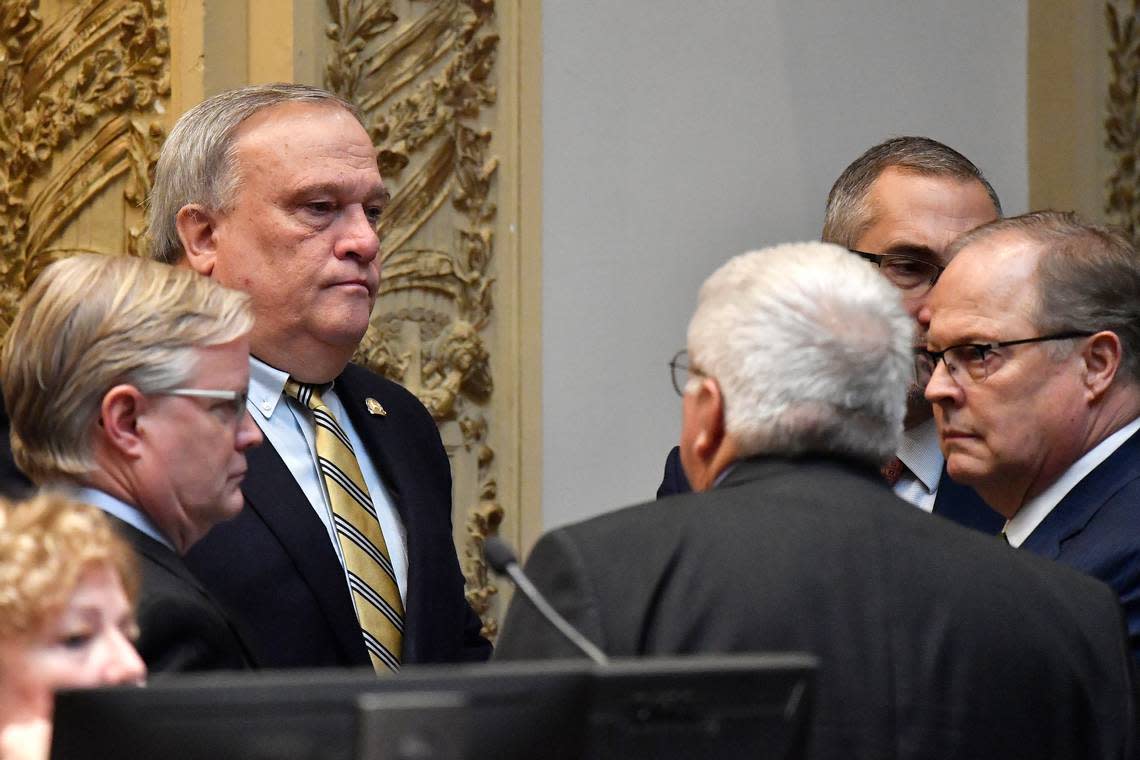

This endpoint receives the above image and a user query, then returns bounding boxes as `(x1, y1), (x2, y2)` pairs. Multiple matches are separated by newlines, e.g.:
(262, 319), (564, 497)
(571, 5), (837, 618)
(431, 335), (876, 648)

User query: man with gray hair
(925, 210), (1140, 664)
(498, 242), (1136, 759)
(147, 83), (490, 670)
(657, 136), (1003, 534)
(0, 254), (262, 671)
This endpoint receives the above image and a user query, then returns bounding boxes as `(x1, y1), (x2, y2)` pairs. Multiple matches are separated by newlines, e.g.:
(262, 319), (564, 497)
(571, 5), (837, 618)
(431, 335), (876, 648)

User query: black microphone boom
(484, 536), (609, 665)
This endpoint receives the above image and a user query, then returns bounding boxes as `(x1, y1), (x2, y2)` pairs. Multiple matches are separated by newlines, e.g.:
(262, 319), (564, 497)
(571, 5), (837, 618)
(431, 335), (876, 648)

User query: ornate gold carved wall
(325, 0), (507, 634)
(1108, 0), (1140, 238)
(0, 0), (538, 636)
(0, 0), (170, 329)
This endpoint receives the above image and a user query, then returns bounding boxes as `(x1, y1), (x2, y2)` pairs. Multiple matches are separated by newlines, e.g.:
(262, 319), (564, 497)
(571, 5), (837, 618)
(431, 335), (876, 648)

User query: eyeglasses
(668, 350), (707, 396)
(915, 331), (1094, 384)
(851, 250), (944, 297)
(158, 388), (249, 421)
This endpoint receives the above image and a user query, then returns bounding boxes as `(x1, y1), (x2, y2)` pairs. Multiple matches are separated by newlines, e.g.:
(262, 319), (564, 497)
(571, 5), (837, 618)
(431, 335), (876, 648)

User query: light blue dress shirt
(246, 357), (409, 603)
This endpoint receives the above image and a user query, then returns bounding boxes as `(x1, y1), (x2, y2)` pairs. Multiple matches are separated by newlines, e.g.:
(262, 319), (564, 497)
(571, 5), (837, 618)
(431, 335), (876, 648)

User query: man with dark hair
(658, 136), (1003, 534)
(925, 210), (1140, 664)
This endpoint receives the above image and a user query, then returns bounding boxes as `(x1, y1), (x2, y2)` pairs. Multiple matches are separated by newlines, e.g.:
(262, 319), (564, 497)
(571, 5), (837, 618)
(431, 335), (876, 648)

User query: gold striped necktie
(285, 380), (404, 672)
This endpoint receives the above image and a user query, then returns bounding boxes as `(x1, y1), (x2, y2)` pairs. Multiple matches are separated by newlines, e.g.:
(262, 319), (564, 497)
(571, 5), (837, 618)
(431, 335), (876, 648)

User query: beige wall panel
(1028, 0), (1112, 222)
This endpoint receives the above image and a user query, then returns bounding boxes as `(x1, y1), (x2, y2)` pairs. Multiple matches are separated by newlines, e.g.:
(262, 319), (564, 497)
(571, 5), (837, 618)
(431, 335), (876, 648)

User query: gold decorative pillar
(322, 0), (539, 635)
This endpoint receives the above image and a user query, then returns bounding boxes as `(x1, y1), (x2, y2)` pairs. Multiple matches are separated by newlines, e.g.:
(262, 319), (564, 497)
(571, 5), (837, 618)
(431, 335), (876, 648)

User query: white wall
(542, 1), (1028, 529)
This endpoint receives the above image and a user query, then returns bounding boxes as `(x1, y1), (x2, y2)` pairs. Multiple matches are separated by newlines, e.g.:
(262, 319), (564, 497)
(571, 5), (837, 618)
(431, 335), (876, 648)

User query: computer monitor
(50, 654), (815, 760)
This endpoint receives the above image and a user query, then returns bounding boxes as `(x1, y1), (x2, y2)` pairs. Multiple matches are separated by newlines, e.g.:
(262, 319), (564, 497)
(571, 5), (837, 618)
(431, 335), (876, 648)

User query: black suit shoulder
(113, 519), (255, 673)
(498, 456), (1137, 759)
(188, 362), (490, 668)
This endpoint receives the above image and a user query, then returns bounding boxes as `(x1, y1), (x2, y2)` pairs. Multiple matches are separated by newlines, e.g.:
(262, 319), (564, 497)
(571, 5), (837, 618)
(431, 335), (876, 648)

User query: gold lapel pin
(366, 398), (387, 416)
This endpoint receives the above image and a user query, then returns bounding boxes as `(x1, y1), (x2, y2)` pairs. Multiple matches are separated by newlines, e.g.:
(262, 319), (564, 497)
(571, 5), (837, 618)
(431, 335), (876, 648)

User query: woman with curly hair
(0, 492), (145, 760)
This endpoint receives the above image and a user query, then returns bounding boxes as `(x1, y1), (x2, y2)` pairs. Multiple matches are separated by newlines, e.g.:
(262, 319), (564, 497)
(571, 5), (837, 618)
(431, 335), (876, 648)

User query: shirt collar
(71, 486), (175, 552)
(896, 417), (943, 493)
(248, 356), (290, 419)
(1005, 415), (1140, 546)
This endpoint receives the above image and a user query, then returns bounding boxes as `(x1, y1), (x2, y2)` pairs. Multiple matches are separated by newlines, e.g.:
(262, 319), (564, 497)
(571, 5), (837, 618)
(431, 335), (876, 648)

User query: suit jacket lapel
(110, 516), (261, 667)
(1022, 428), (1140, 559)
(241, 440), (365, 662)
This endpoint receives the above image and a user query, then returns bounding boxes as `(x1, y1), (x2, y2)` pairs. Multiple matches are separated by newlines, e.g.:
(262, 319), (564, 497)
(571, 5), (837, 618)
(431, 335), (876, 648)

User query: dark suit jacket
(1021, 427), (1140, 667)
(503, 456), (1137, 760)
(657, 445), (1003, 533)
(185, 363), (491, 667)
(109, 517), (257, 672)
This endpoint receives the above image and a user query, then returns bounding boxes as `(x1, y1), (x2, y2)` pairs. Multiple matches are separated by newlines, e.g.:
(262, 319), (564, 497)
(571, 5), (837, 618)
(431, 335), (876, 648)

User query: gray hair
(687, 242), (914, 465)
(0, 254), (253, 483)
(147, 83), (364, 264)
(948, 210), (1140, 384)
(821, 136), (1002, 248)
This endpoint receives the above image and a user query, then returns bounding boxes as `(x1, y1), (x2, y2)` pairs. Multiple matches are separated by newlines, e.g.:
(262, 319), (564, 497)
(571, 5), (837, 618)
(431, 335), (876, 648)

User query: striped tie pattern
(285, 380), (403, 672)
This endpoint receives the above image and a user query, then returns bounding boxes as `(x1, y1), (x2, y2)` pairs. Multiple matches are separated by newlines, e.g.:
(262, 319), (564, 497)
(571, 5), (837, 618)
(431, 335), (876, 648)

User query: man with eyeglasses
(924, 210), (1140, 664)
(0, 254), (263, 672)
(658, 137), (1004, 535)
(499, 243), (1138, 757)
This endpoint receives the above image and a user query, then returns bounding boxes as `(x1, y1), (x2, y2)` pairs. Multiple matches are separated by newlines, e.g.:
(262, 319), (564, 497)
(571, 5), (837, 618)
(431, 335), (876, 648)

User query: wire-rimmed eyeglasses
(851, 250), (944, 297)
(668, 350), (707, 396)
(915, 331), (1094, 385)
(156, 388), (249, 423)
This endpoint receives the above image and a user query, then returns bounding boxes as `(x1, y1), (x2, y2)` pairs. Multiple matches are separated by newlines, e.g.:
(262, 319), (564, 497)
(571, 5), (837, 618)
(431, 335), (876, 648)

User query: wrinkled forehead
(230, 101), (379, 172)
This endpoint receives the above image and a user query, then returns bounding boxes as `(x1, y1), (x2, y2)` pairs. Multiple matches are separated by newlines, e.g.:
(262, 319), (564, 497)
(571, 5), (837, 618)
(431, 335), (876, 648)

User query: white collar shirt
(1005, 415), (1140, 548)
(892, 417), (944, 513)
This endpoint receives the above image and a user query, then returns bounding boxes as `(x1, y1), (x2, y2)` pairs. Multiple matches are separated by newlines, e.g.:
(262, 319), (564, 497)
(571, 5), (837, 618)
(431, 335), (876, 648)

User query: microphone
(484, 536), (609, 665)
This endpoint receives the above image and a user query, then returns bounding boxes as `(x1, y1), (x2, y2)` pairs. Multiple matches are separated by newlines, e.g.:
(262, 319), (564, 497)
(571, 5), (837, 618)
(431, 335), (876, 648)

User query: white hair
(687, 242), (914, 465)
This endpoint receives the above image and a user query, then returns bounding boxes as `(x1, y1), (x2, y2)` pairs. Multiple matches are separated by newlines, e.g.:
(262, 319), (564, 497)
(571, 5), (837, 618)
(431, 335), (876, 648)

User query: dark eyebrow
(876, 243), (940, 262)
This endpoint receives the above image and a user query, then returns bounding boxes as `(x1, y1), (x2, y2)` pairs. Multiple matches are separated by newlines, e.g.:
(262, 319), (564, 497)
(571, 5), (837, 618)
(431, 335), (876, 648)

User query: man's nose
(924, 356), (960, 405)
(236, 411), (264, 451)
(334, 205), (380, 263)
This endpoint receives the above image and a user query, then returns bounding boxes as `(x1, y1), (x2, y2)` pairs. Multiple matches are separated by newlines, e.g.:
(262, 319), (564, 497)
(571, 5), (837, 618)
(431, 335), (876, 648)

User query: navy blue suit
(657, 445), (1003, 534)
(1020, 427), (1140, 667)
(110, 517), (258, 673)
(185, 363), (491, 667)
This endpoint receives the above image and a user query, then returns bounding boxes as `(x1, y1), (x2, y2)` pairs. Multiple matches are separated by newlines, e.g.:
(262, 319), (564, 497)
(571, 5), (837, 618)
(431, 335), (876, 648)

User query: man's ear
(691, 377), (727, 462)
(681, 377), (733, 492)
(1081, 331), (1123, 402)
(175, 204), (220, 276)
(98, 385), (148, 459)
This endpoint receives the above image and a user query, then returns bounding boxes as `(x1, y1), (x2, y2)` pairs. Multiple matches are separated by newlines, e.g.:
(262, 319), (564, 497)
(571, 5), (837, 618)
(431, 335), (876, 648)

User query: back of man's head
(146, 83), (363, 265)
(950, 210), (1140, 386)
(822, 136), (1002, 248)
(0, 254), (253, 483)
(687, 242), (914, 465)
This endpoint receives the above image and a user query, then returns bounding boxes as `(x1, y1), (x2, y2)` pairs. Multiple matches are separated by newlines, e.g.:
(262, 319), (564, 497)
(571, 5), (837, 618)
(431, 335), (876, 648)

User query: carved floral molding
(0, 0), (169, 332)
(1108, 0), (1140, 239)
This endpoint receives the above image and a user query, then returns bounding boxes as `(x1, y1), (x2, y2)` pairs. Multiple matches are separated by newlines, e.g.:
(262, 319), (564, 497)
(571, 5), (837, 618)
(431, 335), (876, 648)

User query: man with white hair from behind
(496, 242), (1136, 760)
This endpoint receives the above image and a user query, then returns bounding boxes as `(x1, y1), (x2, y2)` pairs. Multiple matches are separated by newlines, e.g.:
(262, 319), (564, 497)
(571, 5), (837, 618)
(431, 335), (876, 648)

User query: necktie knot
(284, 379), (331, 412)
